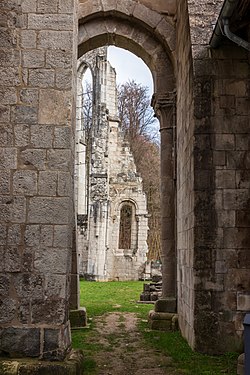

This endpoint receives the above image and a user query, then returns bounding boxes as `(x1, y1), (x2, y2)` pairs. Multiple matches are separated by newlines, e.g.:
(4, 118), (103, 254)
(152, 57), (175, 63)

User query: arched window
(119, 204), (132, 249)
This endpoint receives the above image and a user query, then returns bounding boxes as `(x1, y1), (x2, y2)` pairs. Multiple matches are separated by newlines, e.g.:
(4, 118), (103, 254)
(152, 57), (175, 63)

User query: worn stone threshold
(0, 349), (83, 375)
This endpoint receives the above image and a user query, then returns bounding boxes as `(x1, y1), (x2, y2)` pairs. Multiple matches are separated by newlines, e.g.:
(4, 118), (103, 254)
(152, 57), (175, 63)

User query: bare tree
(118, 80), (158, 144)
(81, 80), (93, 144)
(117, 80), (161, 261)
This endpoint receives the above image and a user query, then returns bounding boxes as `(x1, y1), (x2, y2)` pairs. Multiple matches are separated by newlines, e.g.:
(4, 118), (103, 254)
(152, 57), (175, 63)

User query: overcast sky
(107, 46), (154, 96)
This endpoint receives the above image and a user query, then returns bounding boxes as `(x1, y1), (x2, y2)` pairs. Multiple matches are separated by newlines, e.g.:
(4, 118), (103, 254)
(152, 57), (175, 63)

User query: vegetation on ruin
(71, 281), (238, 375)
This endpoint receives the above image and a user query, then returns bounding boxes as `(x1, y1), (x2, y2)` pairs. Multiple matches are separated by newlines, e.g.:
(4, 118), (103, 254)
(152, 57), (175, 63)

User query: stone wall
(0, 0), (77, 359)
(177, 0), (250, 354)
(175, 0), (195, 349)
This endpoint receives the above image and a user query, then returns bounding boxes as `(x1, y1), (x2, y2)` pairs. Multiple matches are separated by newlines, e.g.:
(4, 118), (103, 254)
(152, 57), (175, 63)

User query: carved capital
(151, 90), (176, 118)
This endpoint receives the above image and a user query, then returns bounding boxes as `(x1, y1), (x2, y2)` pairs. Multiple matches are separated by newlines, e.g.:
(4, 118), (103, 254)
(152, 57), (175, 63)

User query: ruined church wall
(0, 0), (77, 359)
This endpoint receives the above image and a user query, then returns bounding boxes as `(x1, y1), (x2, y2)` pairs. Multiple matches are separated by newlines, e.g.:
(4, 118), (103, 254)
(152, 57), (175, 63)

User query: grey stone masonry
(0, 0), (77, 360)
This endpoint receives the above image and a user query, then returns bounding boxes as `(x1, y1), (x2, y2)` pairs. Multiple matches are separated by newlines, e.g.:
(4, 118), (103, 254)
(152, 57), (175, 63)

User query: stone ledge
(0, 349), (84, 375)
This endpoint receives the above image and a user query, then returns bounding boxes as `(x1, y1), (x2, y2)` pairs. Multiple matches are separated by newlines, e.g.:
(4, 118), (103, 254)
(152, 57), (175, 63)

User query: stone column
(151, 91), (177, 315)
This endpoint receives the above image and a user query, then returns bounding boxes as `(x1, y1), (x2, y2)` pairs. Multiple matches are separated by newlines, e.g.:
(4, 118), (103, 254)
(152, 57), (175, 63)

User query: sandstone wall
(0, 0), (77, 359)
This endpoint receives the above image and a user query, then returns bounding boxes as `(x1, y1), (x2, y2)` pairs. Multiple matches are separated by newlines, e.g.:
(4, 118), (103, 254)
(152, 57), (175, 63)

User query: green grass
(72, 280), (238, 375)
(79, 280), (151, 318)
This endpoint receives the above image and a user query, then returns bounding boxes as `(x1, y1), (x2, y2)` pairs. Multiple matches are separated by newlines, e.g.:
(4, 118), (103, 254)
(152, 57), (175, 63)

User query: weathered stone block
(0, 275), (10, 296)
(0, 87), (17, 105)
(34, 247), (70, 274)
(39, 89), (71, 125)
(28, 14), (73, 31)
(31, 125), (53, 148)
(28, 69), (55, 88)
(69, 308), (87, 328)
(223, 189), (249, 210)
(46, 50), (73, 69)
(20, 29), (37, 49)
(217, 210), (235, 228)
(148, 310), (176, 331)
(59, 0), (74, 13)
(0, 349), (84, 374)
(237, 250), (250, 269)
(0, 28), (16, 49)
(18, 300), (30, 324)
(0, 67), (20, 86)
(236, 135), (250, 151)
(216, 170), (235, 189)
(236, 211), (250, 227)
(0, 298), (17, 324)
(54, 225), (71, 247)
(8, 225), (22, 245)
(38, 171), (57, 196)
(13, 170), (37, 196)
(28, 197), (70, 224)
(37, 0), (58, 13)
(22, 51), (45, 68)
(22, 249), (34, 273)
(0, 196), (26, 224)
(21, 0), (37, 12)
(54, 127), (72, 148)
(237, 293), (250, 311)
(41, 225), (53, 246)
(0, 170), (10, 194)
(45, 275), (66, 298)
(214, 134), (235, 150)
(0, 104), (10, 122)
(11, 105), (38, 125)
(24, 225), (40, 247)
(47, 150), (71, 171)
(13, 274), (44, 299)
(38, 30), (73, 50)
(0, 124), (14, 147)
(0, 327), (40, 357)
(0, 148), (17, 170)
(20, 149), (46, 170)
(31, 299), (66, 324)
(2, 246), (22, 272)
(20, 89), (39, 106)
(58, 172), (72, 196)
(56, 69), (72, 90)
(14, 125), (30, 147)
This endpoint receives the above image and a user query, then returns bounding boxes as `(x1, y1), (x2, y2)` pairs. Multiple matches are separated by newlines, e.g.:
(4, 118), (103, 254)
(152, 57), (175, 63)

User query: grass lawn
(71, 280), (238, 374)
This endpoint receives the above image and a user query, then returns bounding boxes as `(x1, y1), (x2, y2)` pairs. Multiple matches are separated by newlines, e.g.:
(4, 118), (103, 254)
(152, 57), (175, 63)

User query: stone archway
(77, 0), (177, 300)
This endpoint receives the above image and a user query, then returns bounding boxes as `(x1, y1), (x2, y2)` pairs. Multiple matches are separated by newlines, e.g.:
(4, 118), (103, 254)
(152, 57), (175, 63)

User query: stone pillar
(0, 0), (78, 361)
(149, 92), (177, 325)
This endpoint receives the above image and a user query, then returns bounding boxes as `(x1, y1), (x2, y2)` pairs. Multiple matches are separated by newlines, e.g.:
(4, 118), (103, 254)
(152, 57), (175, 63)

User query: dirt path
(85, 312), (177, 375)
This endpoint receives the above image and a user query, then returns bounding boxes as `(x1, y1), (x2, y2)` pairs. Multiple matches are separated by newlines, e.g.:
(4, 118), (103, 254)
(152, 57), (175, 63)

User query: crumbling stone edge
(0, 349), (84, 375)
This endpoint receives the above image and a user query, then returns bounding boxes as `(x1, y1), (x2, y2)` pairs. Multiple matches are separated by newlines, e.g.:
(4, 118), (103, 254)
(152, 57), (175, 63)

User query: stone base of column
(148, 310), (178, 331)
(70, 307), (87, 328)
(237, 353), (244, 375)
(0, 349), (84, 375)
(148, 298), (178, 331)
(155, 298), (177, 313)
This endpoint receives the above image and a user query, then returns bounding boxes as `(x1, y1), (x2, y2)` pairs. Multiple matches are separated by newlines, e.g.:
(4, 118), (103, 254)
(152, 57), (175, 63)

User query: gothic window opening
(119, 204), (132, 249)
